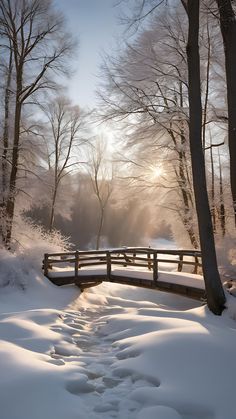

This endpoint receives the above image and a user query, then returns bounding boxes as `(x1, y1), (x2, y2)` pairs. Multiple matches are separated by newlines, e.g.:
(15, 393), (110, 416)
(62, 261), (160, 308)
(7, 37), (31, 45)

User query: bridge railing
(43, 247), (202, 282)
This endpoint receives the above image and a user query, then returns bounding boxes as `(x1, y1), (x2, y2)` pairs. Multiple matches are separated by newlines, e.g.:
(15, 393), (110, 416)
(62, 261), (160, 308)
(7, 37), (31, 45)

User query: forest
(0, 0), (236, 314)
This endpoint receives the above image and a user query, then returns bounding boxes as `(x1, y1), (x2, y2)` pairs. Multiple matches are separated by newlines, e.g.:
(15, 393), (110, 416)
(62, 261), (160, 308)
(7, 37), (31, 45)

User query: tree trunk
(178, 150), (199, 249)
(96, 207), (105, 250)
(216, 0), (236, 225)
(2, 49), (13, 204)
(209, 141), (216, 232)
(5, 98), (22, 247)
(49, 187), (57, 232)
(218, 149), (226, 236)
(1, 50), (13, 243)
(185, 0), (225, 314)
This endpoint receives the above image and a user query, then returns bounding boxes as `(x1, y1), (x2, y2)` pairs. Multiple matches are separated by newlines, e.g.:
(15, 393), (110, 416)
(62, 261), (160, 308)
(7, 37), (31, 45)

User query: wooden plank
(75, 280), (103, 291)
(110, 256), (149, 262)
(48, 258), (76, 263)
(111, 261), (151, 268)
(46, 272), (205, 300)
(47, 252), (75, 257)
(46, 248), (202, 260)
(75, 256), (106, 262)
(47, 274), (106, 286)
(78, 261), (107, 267)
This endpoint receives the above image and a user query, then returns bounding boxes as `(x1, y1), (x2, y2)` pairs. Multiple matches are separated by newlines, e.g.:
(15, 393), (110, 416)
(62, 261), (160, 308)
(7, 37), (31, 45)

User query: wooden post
(194, 254), (198, 274)
(178, 253), (183, 272)
(147, 250), (152, 270)
(153, 251), (158, 282)
(75, 250), (79, 278)
(44, 253), (49, 276)
(107, 251), (111, 280)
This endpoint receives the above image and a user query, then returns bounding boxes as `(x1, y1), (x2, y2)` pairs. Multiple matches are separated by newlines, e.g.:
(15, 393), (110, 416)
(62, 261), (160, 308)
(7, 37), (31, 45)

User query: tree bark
(2, 49), (13, 204)
(209, 139), (216, 232)
(218, 149), (226, 236)
(1, 49), (13, 243)
(216, 0), (236, 225)
(178, 149), (199, 249)
(185, 0), (225, 314)
(5, 98), (22, 247)
(96, 207), (105, 250)
(49, 187), (57, 232)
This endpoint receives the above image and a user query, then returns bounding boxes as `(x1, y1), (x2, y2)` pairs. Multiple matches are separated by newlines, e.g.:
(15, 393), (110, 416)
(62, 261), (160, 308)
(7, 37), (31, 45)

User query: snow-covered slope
(0, 251), (235, 419)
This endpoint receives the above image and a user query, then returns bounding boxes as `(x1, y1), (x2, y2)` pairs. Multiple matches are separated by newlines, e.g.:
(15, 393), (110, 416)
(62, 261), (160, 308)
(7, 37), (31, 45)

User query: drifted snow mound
(137, 405), (182, 419)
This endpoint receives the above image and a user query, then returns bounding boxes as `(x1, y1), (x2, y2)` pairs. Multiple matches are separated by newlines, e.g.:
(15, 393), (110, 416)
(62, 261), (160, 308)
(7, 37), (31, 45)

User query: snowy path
(51, 303), (161, 419)
(1, 274), (236, 419)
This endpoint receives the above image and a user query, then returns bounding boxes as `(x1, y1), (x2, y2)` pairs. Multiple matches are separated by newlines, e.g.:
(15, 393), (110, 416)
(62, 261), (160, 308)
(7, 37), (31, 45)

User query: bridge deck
(43, 248), (205, 300)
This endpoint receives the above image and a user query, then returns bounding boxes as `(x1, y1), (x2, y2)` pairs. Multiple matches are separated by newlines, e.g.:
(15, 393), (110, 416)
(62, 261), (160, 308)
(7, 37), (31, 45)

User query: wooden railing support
(194, 254), (198, 274)
(178, 254), (183, 272)
(147, 250), (152, 271)
(44, 253), (49, 276)
(107, 251), (111, 279)
(75, 250), (79, 277)
(153, 251), (158, 282)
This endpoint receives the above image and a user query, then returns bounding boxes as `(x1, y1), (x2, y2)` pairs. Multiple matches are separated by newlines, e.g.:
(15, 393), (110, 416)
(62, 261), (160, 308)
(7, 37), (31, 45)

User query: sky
(54, 0), (125, 109)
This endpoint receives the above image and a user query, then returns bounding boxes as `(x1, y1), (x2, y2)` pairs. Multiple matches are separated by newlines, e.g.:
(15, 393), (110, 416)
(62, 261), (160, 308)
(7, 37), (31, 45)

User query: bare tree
(41, 96), (86, 231)
(99, 7), (201, 248)
(0, 0), (74, 246)
(110, 0), (226, 313)
(215, 0), (236, 225)
(86, 138), (114, 250)
(182, 0), (225, 314)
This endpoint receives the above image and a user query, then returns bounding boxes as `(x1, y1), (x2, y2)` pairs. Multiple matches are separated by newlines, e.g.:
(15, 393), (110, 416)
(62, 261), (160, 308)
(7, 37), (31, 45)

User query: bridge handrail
(45, 247), (201, 257)
(43, 247), (202, 279)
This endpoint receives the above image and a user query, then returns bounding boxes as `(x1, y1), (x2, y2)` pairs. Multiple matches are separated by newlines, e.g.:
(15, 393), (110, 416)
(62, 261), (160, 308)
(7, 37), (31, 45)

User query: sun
(149, 165), (164, 180)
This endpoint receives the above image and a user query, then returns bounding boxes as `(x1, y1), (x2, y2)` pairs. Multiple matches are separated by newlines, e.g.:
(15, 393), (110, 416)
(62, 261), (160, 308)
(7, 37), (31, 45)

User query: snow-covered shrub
(0, 216), (72, 289)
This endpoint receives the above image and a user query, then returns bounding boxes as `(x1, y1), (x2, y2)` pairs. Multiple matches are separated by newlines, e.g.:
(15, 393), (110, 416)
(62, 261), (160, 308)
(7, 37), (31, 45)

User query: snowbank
(0, 248), (235, 419)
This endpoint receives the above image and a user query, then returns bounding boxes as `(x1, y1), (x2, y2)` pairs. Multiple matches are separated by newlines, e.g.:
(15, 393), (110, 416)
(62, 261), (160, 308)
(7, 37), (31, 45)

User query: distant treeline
(26, 174), (171, 249)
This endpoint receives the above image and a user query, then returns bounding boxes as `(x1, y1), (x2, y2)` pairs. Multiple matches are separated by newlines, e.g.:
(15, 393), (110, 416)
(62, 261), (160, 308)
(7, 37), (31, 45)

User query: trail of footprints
(48, 307), (214, 419)
(49, 306), (159, 418)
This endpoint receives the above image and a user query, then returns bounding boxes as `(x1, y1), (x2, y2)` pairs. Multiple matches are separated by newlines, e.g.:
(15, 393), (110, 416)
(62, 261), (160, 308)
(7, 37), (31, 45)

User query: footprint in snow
(137, 405), (183, 419)
(66, 375), (95, 395)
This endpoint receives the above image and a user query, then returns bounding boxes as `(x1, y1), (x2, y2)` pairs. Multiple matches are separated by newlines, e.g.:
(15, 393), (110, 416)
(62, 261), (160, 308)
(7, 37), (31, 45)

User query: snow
(0, 250), (235, 419)
(48, 265), (205, 289)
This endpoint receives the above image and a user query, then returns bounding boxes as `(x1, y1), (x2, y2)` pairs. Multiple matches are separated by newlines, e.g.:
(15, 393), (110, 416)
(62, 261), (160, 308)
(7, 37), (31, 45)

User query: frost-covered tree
(181, 0), (225, 314)
(103, 0), (227, 313)
(40, 96), (87, 231)
(0, 0), (74, 246)
(85, 138), (114, 250)
(216, 0), (236, 225)
(99, 6), (201, 247)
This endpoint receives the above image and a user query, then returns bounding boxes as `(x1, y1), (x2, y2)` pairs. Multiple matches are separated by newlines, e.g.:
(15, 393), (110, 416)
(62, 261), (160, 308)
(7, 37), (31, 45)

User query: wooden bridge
(43, 247), (206, 300)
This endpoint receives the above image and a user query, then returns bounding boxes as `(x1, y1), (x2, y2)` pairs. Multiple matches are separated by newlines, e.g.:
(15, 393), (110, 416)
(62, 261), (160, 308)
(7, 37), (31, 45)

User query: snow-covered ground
(0, 250), (236, 419)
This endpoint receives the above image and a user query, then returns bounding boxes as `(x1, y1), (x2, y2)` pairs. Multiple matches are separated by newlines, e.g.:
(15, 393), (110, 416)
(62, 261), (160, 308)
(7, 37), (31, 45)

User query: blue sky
(54, 0), (125, 109)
